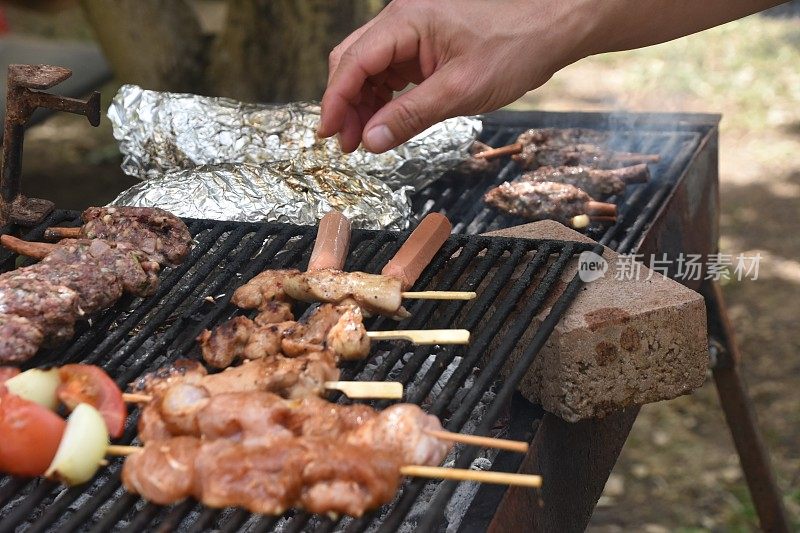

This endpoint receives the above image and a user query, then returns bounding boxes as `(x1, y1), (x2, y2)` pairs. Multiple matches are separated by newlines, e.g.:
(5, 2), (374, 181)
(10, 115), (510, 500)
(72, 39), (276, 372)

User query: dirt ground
(5, 6), (799, 532)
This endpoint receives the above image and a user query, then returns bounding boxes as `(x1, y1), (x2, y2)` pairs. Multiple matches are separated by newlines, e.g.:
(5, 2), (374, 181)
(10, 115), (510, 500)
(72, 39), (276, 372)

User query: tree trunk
(79, 0), (206, 92)
(206, 0), (374, 102)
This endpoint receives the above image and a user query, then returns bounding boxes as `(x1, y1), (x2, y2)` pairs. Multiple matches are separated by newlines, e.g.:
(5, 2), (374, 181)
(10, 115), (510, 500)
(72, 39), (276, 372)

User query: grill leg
(702, 281), (790, 533)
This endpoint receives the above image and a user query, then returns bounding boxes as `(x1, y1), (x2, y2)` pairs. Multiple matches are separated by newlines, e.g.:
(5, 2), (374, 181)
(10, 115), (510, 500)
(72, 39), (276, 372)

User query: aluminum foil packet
(109, 158), (412, 230)
(108, 84), (482, 190)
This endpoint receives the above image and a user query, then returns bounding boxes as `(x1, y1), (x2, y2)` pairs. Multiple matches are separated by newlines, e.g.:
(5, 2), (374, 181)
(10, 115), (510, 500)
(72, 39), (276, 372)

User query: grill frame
(0, 211), (592, 533)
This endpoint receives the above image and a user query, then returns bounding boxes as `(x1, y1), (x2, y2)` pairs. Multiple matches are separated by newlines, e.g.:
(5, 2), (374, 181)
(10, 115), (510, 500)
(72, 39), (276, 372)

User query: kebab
(43, 206), (193, 266)
(516, 163), (650, 200)
(1, 366), (539, 517)
(234, 212), (476, 321)
(474, 127), (661, 170)
(0, 236), (165, 364)
(484, 181), (618, 227)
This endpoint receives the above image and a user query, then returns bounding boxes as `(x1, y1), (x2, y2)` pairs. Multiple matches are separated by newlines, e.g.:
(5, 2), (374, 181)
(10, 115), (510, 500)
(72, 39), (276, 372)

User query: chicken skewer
(198, 303), (469, 369)
(127, 354), (398, 403)
(234, 213), (474, 321)
(484, 181), (618, 226)
(116, 437), (540, 517)
(42, 206), (193, 266)
(123, 385), (527, 454)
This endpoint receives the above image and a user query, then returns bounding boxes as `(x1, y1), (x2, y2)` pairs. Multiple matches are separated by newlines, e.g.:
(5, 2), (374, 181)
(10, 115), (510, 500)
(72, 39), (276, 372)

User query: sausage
(381, 213), (451, 290)
(307, 211), (351, 272)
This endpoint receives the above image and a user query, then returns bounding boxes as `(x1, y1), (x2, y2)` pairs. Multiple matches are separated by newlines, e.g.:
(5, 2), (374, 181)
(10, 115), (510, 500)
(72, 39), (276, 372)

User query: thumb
(362, 68), (464, 153)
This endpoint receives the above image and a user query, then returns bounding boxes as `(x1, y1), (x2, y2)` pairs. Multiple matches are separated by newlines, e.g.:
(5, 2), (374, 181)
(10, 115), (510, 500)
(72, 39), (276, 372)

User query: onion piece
(4, 368), (60, 410)
(45, 403), (109, 485)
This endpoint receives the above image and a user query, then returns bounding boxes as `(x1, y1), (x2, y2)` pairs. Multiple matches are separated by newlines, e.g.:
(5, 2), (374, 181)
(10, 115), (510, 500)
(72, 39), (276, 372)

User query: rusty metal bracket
(1, 64), (101, 226)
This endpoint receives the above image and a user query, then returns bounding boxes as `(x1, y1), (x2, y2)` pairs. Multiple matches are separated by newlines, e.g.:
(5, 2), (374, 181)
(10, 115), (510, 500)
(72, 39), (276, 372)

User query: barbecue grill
(0, 107), (787, 532)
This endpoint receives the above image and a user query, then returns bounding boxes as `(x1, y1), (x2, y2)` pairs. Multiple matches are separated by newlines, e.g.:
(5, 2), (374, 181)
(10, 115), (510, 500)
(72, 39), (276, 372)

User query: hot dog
(307, 210), (351, 272)
(381, 213), (452, 291)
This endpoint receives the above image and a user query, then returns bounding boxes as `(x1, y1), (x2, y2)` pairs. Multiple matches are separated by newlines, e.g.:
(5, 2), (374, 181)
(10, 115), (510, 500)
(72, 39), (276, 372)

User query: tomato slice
(57, 365), (127, 439)
(0, 391), (66, 477)
(0, 367), (20, 385)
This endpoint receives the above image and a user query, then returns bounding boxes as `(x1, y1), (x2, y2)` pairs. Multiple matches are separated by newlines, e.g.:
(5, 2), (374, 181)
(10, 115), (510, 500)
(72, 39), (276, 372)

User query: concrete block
(483, 221), (708, 422)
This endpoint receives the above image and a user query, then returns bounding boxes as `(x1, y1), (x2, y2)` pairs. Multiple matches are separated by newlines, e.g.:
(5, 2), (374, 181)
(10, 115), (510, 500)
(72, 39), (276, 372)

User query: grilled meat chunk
(0, 314), (44, 363)
(298, 440), (402, 517)
(198, 304), (369, 368)
(516, 127), (612, 148)
(135, 353), (339, 400)
(129, 358), (208, 396)
(283, 269), (410, 319)
(231, 269), (299, 311)
(0, 276), (80, 347)
(200, 352), (340, 399)
(139, 389), (377, 444)
(1, 262), (123, 315)
(80, 206), (192, 266)
(122, 436), (402, 517)
(254, 301), (294, 325)
(194, 438), (306, 515)
(446, 141), (501, 177)
(484, 181), (592, 222)
(121, 436), (201, 505)
(519, 164), (649, 199)
(513, 143), (660, 170)
(44, 238), (160, 297)
(347, 404), (451, 466)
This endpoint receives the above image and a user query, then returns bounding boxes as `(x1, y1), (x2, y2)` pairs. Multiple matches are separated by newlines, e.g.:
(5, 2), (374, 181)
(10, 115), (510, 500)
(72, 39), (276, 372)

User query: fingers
(319, 23), (422, 140)
(361, 68), (464, 152)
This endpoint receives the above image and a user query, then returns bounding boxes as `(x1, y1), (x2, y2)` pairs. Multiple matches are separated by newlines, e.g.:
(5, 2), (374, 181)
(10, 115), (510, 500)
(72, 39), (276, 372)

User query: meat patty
(484, 180), (592, 222)
(81, 206), (192, 266)
(0, 313), (44, 363)
(0, 276), (80, 346)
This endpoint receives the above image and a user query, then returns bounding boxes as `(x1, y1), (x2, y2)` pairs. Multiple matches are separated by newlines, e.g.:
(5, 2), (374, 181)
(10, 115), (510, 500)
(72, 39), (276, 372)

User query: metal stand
(702, 281), (790, 533)
(0, 64), (100, 226)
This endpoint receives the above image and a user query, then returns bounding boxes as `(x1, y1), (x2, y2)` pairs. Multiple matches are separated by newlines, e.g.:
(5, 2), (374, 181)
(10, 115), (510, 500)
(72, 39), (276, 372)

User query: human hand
(318, 0), (592, 153)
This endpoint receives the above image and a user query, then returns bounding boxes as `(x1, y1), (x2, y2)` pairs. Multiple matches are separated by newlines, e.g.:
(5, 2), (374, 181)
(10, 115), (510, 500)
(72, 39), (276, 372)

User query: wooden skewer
(424, 429), (528, 453)
(570, 214), (618, 229)
(367, 329), (470, 345)
(473, 142), (523, 160)
(399, 465), (542, 488)
(104, 446), (541, 487)
(123, 381), (406, 403)
(122, 393), (152, 403)
(323, 381), (403, 399)
(43, 226), (82, 240)
(0, 234), (55, 259)
(401, 291), (476, 300)
(585, 201), (617, 217)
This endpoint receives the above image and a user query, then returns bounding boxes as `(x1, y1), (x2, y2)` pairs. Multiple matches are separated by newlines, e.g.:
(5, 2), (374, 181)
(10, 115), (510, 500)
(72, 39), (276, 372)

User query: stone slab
(483, 220), (708, 422)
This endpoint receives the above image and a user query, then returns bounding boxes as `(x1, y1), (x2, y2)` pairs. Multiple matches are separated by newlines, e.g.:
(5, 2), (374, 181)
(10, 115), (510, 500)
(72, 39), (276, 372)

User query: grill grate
(0, 211), (592, 532)
(415, 116), (704, 255)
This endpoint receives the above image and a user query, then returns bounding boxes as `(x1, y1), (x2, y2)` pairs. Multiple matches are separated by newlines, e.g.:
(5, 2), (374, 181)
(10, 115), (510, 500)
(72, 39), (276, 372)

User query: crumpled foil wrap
(108, 84), (482, 190)
(109, 158), (412, 230)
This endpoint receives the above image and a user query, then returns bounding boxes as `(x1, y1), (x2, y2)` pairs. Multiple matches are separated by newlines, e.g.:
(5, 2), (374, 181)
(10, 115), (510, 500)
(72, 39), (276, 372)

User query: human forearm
(577, 0), (787, 59)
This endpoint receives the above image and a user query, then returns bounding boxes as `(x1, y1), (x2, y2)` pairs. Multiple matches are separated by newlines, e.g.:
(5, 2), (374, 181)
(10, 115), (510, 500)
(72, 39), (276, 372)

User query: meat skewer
(484, 181), (617, 225)
(0, 234), (172, 364)
(42, 206), (192, 266)
(474, 127), (661, 170)
(518, 163), (650, 199)
(127, 355), (401, 401)
(198, 304), (469, 369)
(128, 387), (527, 453)
(116, 437), (540, 517)
(232, 213), (475, 321)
